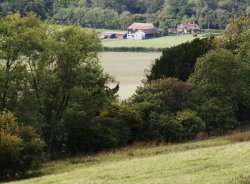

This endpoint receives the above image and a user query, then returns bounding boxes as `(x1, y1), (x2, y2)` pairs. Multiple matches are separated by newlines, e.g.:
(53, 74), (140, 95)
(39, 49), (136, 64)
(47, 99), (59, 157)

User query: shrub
(143, 112), (183, 142)
(99, 104), (143, 143)
(16, 126), (44, 176)
(142, 110), (205, 142)
(0, 132), (22, 181)
(130, 78), (199, 142)
(64, 118), (118, 154)
(175, 109), (205, 140)
(0, 111), (44, 181)
(198, 98), (238, 133)
(64, 104), (142, 154)
(131, 78), (196, 113)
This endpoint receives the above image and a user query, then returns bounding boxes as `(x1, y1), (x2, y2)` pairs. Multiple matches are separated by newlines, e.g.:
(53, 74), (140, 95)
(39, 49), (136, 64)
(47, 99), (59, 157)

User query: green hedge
(103, 47), (163, 52)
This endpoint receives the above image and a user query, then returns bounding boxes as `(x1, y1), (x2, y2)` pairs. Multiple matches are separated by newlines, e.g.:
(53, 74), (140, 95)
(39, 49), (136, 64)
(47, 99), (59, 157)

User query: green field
(9, 131), (250, 184)
(100, 52), (161, 99)
(102, 35), (195, 48)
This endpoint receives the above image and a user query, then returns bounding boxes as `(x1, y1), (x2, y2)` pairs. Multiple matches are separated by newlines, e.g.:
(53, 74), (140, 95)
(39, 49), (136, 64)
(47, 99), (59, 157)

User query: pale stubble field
(100, 52), (161, 99)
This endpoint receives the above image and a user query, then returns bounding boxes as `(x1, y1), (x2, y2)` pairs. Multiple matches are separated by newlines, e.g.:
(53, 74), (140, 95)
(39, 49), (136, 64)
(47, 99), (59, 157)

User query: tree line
(1, 13), (250, 182)
(0, 0), (250, 30)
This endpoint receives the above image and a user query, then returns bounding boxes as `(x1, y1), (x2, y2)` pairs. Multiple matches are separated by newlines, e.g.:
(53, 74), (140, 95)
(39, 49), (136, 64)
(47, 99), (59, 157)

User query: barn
(127, 23), (158, 40)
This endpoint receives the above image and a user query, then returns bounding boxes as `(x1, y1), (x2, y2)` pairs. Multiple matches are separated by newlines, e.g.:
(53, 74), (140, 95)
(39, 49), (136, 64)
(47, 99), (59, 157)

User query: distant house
(127, 23), (158, 40)
(168, 28), (177, 35)
(177, 22), (200, 34)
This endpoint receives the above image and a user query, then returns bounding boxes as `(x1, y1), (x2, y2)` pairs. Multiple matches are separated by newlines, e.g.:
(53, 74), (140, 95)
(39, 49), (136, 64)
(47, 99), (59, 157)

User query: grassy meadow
(102, 35), (195, 48)
(8, 131), (250, 184)
(100, 52), (161, 99)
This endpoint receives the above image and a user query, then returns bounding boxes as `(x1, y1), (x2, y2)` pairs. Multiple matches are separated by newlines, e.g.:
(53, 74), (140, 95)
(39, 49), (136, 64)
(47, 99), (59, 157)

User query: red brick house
(177, 22), (200, 34)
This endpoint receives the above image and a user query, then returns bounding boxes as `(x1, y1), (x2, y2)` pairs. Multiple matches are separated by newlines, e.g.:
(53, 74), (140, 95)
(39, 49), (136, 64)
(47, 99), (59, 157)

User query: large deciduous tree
(0, 13), (45, 111)
(0, 13), (116, 155)
(188, 49), (249, 131)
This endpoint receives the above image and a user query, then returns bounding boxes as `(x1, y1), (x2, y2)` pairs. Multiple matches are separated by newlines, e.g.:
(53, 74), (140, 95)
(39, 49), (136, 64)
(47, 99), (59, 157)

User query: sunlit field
(102, 35), (195, 48)
(100, 52), (161, 99)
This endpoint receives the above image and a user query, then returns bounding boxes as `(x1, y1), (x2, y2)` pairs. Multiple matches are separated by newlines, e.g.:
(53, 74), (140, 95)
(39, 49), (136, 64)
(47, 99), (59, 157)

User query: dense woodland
(0, 0), (250, 30)
(1, 1), (250, 182)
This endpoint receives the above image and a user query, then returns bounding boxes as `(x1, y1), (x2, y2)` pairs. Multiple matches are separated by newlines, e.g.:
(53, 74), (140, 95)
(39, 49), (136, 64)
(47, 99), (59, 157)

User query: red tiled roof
(128, 23), (155, 30)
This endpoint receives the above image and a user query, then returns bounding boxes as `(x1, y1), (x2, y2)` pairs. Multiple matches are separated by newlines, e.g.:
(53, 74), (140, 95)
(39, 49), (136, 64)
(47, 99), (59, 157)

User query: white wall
(127, 30), (145, 40)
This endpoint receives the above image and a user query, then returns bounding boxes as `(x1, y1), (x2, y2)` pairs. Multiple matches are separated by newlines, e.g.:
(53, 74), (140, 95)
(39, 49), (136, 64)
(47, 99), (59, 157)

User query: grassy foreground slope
(10, 132), (250, 184)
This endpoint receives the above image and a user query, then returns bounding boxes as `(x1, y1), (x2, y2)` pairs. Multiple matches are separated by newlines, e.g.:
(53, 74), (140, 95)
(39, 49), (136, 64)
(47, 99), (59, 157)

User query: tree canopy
(0, 0), (249, 30)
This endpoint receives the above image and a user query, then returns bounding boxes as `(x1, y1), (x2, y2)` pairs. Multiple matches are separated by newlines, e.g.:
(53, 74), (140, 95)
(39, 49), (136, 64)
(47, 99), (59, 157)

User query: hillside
(9, 131), (250, 184)
(0, 0), (249, 30)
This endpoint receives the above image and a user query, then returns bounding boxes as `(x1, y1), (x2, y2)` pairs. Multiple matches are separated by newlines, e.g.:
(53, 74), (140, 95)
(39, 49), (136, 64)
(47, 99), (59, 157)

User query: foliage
(51, 0), (250, 30)
(99, 104), (143, 143)
(0, 0), (249, 30)
(0, 13), (116, 156)
(64, 103), (142, 154)
(131, 78), (197, 113)
(147, 38), (213, 81)
(198, 98), (239, 132)
(129, 78), (203, 141)
(0, 0), (53, 19)
(189, 49), (250, 132)
(175, 109), (205, 139)
(0, 111), (44, 181)
(144, 112), (183, 142)
(64, 118), (118, 154)
(189, 49), (248, 108)
(213, 15), (250, 53)
(0, 12), (44, 112)
(237, 28), (250, 121)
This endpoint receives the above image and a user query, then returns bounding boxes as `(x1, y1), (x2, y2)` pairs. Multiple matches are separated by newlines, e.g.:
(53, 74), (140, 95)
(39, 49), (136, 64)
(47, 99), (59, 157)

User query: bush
(198, 98), (238, 133)
(175, 109), (205, 140)
(143, 112), (183, 142)
(130, 78), (197, 115)
(99, 104), (143, 143)
(0, 111), (44, 181)
(0, 132), (22, 181)
(142, 110), (204, 142)
(16, 126), (45, 176)
(64, 118), (118, 154)
(64, 104), (142, 154)
(129, 78), (201, 142)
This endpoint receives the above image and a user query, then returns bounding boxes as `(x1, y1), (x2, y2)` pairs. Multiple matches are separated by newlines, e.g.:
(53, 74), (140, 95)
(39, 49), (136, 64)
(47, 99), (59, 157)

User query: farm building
(99, 32), (126, 39)
(177, 22), (200, 34)
(168, 28), (178, 35)
(127, 23), (158, 40)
